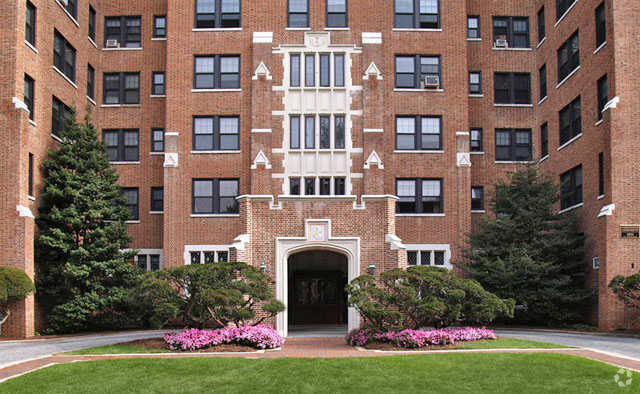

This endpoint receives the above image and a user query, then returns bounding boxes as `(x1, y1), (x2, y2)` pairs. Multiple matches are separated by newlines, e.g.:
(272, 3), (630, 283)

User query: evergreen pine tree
(459, 166), (593, 325)
(35, 111), (139, 333)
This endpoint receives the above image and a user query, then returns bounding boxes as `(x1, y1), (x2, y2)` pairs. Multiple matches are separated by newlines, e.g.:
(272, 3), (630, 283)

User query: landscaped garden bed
(348, 327), (503, 350)
(164, 326), (283, 351)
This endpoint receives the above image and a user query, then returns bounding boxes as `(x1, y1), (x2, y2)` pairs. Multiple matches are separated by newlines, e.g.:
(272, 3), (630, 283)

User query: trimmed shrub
(610, 273), (640, 310)
(347, 327), (497, 348)
(164, 326), (284, 351)
(0, 267), (35, 333)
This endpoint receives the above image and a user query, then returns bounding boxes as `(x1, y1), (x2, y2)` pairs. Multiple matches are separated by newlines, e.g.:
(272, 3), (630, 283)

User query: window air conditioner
(106, 39), (120, 48)
(495, 38), (509, 48)
(423, 75), (440, 89)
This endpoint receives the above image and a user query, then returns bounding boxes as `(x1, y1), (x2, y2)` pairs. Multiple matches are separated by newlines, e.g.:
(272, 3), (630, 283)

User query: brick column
(162, 131), (180, 266)
(454, 131), (472, 271)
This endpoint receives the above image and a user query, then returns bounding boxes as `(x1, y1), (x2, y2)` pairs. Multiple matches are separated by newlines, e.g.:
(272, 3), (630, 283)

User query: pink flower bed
(164, 325), (284, 351)
(347, 327), (497, 348)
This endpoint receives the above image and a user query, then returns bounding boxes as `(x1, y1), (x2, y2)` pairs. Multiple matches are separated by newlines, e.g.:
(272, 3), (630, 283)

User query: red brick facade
(0, 0), (637, 337)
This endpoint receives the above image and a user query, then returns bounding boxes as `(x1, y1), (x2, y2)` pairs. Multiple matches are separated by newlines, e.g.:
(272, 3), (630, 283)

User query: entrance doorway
(287, 250), (348, 329)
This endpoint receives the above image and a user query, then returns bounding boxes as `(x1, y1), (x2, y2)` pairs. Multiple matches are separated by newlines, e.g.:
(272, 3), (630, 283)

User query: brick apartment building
(0, 0), (638, 337)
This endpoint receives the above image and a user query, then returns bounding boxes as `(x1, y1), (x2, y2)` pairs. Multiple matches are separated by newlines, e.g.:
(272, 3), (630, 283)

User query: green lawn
(0, 354), (635, 394)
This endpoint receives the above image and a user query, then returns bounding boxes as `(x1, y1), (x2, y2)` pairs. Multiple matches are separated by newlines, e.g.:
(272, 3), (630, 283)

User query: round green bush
(0, 266), (35, 305)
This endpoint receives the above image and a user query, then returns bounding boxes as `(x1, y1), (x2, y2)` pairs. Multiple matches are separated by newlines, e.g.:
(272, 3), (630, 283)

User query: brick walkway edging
(1, 338), (639, 384)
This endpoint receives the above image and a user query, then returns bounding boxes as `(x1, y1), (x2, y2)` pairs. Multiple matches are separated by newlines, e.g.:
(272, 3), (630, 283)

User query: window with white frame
(136, 254), (162, 272)
(406, 247), (450, 268)
(189, 250), (229, 264)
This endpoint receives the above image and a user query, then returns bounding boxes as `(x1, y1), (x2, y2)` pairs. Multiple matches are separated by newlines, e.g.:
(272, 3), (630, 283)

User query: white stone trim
(457, 152), (472, 167)
(55, 0), (79, 26)
(251, 150), (272, 169)
(557, 133), (583, 151)
(361, 32), (382, 44)
(24, 40), (38, 54)
(16, 205), (34, 219)
(364, 150), (383, 169)
(363, 62), (383, 80)
(404, 244), (452, 269)
(252, 62), (272, 80)
(163, 153), (178, 168)
(598, 203), (615, 217)
(134, 249), (164, 271)
(363, 128), (383, 133)
(251, 128), (272, 133)
(554, 0), (578, 28)
(52, 66), (78, 89)
(558, 202), (584, 214)
(556, 66), (580, 89)
(12, 97), (29, 112)
(603, 96), (620, 111)
(593, 41), (607, 55)
(253, 32), (273, 43)
(183, 245), (232, 265)
(386, 234), (405, 250)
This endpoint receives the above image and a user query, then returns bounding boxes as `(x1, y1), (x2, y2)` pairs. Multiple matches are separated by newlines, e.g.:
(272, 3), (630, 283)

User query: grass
(0, 354), (636, 394)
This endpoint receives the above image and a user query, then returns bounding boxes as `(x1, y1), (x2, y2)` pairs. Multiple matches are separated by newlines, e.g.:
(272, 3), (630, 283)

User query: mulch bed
(118, 338), (258, 353)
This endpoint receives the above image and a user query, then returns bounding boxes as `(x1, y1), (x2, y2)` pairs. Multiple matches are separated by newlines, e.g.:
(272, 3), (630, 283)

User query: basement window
(621, 225), (640, 239)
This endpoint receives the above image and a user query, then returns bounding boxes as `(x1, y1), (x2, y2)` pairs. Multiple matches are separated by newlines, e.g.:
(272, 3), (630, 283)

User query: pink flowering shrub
(164, 325), (284, 351)
(347, 327), (497, 348)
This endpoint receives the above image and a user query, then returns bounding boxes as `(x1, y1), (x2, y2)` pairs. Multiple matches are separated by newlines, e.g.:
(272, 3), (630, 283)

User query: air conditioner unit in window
(106, 39), (120, 48)
(495, 38), (509, 48)
(592, 257), (600, 270)
(423, 75), (440, 89)
(59, 0), (69, 6)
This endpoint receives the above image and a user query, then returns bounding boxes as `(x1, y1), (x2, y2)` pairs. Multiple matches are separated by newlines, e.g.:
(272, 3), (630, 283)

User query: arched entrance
(287, 250), (348, 329)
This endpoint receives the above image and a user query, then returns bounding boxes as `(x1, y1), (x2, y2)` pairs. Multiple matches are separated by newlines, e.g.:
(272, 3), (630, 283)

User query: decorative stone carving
(598, 203), (616, 217)
(364, 150), (384, 169)
(457, 152), (472, 167)
(363, 62), (383, 80)
(252, 62), (272, 80)
(163, 153), (178, 168)
(16, 205), (34, 219)
(305, 32), (330, 48)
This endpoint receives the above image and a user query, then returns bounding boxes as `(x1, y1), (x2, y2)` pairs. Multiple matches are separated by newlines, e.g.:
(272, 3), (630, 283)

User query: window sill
(392, 28), (442, 32)
(557, 133), (582, 151)
(52, 66), (78, 89)
(539, 154), (550, 163)
(469, 94), (484, 98)
(191, 89), (242, 93)
(125, 220), (141, 224)
(103, 47), (143, 51)
(594, 41), (607, 55)
(394, 88), (444, 93)
(101, 104), (141, 108)
(536, 37), (547, 49)
(51, 133), (63, 143)
(55, 0), (79, 27)
(471, 210), (486, 214)
(110, 161), (141, 165)
(28, 195), (36, 201)
(495, 160), (533, 164)
(470, 151), (485, 155)
(87, 96), (97, 106)
(285, 27), (311, 31)
(151, 37), (168, 41)
(538, 96), (548, 105)
(288, 149), (347, 153)
(393, 150), (444, 154)
(150, 95), (166, 98)
(28, 119), (37, 127)
(467, 38), (482, 41)
(279, 195), (356, 200)
(150, 152), (164, 156)
(324, 27), (350, 31)
(492, 47), (532, 51)
(149, 211), (164, 215)
(88, 37), (98, 48)
(191, 150), (241, 154)
(190, 214), (241, 218)
(554, 0), (578, 28)
(597, 194), (605, 200)
(396, 213), (445, 217)
(24, 40), (38, 54)
(493, 103), (533, 108)
(595, 119), (604, 127)
(556, 66), (580, 89)
(192, 28), (242, 32)
(558, 202), (583, 214)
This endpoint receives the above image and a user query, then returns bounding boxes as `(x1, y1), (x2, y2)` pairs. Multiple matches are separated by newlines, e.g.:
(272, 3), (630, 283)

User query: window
(335, 115), (345, 149)
(194, 55), (240, 89)
(190, 250), (229, 264)
(539, 64), (547, 100)
(469, 72), (482, 94)
(151, 187), (164, 212)
(51, 96), (73, 137)
(103, 72), (140, 104)
(395, 55), (440, 89)
(560, 165), (582, 210)
(320, 177), (331, 195)
(103, 129), (139, 162)
(89, 6), (96, 41)
(290, 54), (300, 87)
(304, 177), (315, 195)
(541, 122), (549, 157)
(26, 1), (36, 46)
(24, 74), (34, 121)
(305, 54), (315, 87)
(470, 128), (483, 152)
(557, 31), (580, 83)
(293, 177), (346, 196)
(195, 0), (240, 29)
(334, 54), (345, 87)
(595, 3), (606, 48)
(290, 177), (301, 195)
(394, 0), (440, 29)
(495, 129), (532, 162)
(494, 72), (531, 104)
(121, 188), (139, 220)
(53, 30), (76, 82)
(327, 0), (347, 28)
(152, 129), (164, 152)
(193, 116), (240, 151)
(154, 15), (167, 37)
(557, 0), (577, 21)
(152, 72), (165, 95)
(320, 54), (330, 87)
(471, 187), (484, 211)
(58, 0), (77, 19)
(288, 0), (309, 28)
(28, 153), (34, 197)
(396, 179), (443, 214)
(493, 17), (529, 48)
(559, 96), (581, 145)
(537, 7), (545, 43)
(320, 116), (330, 149)
(292, 115), (345, 150)
(598, 152), (605, 196)
(305, 116), (315, 149)
(192, 179), (239, 214)
(597, 74), (607, 121)
(335, 177), (346, 195)
(407, 250), (446, 267)
(87, 64), (95, 100)
(137, 255), (161, 272)
(467, 16), (480, 38)
(290, 116), (301, 149)
(396, 116), (442, 151)
(105, 16), (141, 48)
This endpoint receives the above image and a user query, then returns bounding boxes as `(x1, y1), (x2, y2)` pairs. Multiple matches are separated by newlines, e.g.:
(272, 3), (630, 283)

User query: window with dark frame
(537, 7), (545, 43)
(396, 116), (442, 151)
(288, 0), (309, 28)
(320, 116), (330, 149)
(304, 177), (315, 195)
(469, 71), (482, 94)
(305, 116), (315, 149)
(494, 72), (531, 104)
(595, 3), (605, 48)
(320, 54), (330, 87)
(326, 0), (347, 28)
(320, 177), (331, 195)
(557, 0), (577, 21)
(152, 72), (165, 95)
(194, 55), (240, 89)
(103, 129), (139, 162)
(151, 187), (164, 212)
(24, 74), (34, 121)
(51, 96), (73, 138)
(87, 64), (95, 100)
(598, 152), (605, 196)
(138, 255), (147, 270)
(395, 55), (441, 89)
(150, 255), (160, 271)
(539, 64), (547, 100)
(394, 0), (440, 29)
(305, 54), (315, 87)
(335, 177), (346, 195)
(335, 54), (345, 87)
(26, 1), (36, 47)
(471, 186), (484, 211)
(541, 122), (549, 158)
(103, 72), (140, 104)
(57, 0), (77, 19)
(152, 128), (165, 152)
(290, 116), (301, 149)
(89, 6), (96, 41)
(28, 153), (34, 197)
(467, 16), (480, 38)
(53, 30), (76, 82)
(193, 116), (240, 151)
(105, 16), (141, 48)
(154, 15), (167, 37)
(121, 187), (139, 220)
(290, 177), (301, 195)
(195, 0), (241, 29)
(597, 74), (607, 121)
(470, 128), (483, 152)
(192, 179), (239, 214)
(560, 165), (582, 210)
(290, 54), (300, 87)
(559, 96), (581, 145)
(557, 31), (580, 83)
(396, 179), (443, 214)
(335, 115), (345, 149)
(495, 128), (532, 162)
(493, 17), (529, 48)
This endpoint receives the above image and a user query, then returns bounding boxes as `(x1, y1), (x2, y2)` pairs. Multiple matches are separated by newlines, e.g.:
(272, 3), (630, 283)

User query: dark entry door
(291, 271), (347, 325)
